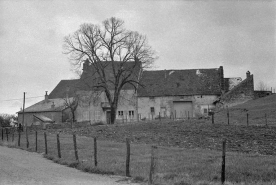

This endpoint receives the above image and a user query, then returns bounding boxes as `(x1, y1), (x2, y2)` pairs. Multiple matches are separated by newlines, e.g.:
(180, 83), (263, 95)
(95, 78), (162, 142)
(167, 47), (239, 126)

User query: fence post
(265, 113), (267, 126)
(73, 133), (79, 162)
(247, 113), (249, 126)
(149, 145), (157, 185)
(44, 132), (48, 155)
(18, 130), (21, 146)
(227, 107), (229, 125)
(35, 131), (38, 152)
(94, 137), (98, 167)
(159, 112), (161, 122)
(212, 113), (214, 124)
(126, 138), (131, 177)
(57, 132), (61, 158)
(26, 126), (29, 148)
(6, 128), (8, 142)
(2, 128), (3, 141)
(12, 129), (14, 142)
(221, 139), (226, 184)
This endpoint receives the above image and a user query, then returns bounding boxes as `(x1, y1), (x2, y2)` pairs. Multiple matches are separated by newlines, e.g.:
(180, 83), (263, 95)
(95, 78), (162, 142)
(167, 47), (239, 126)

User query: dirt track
(0, 146), (140, 185)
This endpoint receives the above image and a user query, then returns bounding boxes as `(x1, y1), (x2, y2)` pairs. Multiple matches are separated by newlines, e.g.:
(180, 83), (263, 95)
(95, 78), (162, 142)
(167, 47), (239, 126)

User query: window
(129, 110), (134, 118)
(95, 111), (101, 121)
(118, 111), (124, 117)
(204, 108), (208, 114)
(150, 107), (155, 113)
(180, 96), (184, 100)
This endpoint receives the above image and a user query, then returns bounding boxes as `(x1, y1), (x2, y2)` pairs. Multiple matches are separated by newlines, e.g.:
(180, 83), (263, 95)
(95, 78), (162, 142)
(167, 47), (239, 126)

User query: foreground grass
(1, 129), (276, 185)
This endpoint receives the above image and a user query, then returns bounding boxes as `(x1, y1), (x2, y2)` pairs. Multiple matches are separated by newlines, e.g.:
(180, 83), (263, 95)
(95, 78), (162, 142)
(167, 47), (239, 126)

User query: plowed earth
(50, 120), (276, 156)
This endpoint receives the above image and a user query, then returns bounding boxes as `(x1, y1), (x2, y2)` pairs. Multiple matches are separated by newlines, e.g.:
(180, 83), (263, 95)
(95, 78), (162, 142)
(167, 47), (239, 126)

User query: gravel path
(0, 146), (140, 185)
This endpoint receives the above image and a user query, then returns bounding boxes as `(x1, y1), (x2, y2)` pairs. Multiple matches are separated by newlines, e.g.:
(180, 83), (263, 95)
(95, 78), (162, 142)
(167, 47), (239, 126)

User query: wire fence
(1, 127), (276, 185)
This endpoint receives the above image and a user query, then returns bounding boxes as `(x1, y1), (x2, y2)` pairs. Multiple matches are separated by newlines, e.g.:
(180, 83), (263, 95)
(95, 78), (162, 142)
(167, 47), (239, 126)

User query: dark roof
(17, 98), (67, 113)
(80, 60), (142, 91)
(49, 79), (80, 99)
(137, 68), (222, 97)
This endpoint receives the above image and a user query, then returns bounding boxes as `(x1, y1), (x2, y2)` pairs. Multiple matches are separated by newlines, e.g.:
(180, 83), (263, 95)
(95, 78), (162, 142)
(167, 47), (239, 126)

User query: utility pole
(22, 92), (25, 128)
(22, 92), (29, 148)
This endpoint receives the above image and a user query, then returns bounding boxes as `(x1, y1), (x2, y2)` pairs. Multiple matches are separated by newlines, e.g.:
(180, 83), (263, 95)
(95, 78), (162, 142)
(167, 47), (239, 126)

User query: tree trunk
(72, 112), (75, 128)
(110, 106), (117, 124)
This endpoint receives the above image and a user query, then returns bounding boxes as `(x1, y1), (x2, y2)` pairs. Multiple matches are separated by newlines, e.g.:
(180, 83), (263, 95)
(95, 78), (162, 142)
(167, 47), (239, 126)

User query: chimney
(51, 102), (55, 109)
(246, 71), (251, 78)
(219, 66), (225, 92)
(66, 86), (70, 99)
(83, 59), (89, 72)
(45, 91), (49, 102)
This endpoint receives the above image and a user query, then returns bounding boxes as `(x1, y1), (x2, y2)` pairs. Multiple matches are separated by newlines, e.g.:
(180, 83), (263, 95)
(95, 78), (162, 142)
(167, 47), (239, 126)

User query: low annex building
(17, 92), (72, 126)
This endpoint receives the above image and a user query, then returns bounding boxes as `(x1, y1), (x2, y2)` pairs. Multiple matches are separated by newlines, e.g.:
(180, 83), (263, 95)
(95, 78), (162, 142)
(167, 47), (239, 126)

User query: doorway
(106, 111), (111, 124)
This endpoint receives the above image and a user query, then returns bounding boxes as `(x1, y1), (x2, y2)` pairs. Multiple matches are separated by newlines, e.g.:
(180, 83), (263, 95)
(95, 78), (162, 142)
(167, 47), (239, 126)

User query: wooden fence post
(149, 145), (157, 185)
(57, 132), (61, 158)
(6, 128), (8, 141)
(221, 139), (226, 184)
(265, 113), (267, 126)
(12, 129), (14, 142)
(73, 133), (79, 162)
(94, 137), (98, 167)
(18, 130), (21, 147)
(212, 113), (214, 124)
(44, 132), (48, 155)
(247, 113), (249, 126)
(159, 112), (161, 122)
(227, 112), (229, 125)
(25, 126), (29, 148)
(126, 138), (131, 177)
(35, 131), (38, 152)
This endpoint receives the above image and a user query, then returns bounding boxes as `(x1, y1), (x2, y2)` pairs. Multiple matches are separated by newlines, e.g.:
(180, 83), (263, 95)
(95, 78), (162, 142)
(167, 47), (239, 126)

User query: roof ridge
(144, 68), (219, 72)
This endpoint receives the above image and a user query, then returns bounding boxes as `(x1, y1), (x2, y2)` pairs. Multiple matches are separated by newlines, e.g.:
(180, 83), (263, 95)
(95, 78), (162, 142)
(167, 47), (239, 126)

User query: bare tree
(63, 95), (79, 128)
(257, 81), (269, 91)
(63, 17), (156, 124)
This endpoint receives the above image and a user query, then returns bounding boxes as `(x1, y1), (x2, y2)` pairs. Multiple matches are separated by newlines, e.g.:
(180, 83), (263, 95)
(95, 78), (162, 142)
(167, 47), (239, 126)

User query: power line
(0, 96), (44, 102)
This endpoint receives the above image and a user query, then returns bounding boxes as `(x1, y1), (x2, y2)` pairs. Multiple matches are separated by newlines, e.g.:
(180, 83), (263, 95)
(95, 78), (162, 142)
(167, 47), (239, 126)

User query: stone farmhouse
(18, 61), (254, 125)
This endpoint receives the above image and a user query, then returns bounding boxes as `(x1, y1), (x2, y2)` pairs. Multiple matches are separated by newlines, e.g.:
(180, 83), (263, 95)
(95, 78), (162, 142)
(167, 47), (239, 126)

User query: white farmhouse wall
(138, 95), (218, 120)
(75, 90), (137, 124)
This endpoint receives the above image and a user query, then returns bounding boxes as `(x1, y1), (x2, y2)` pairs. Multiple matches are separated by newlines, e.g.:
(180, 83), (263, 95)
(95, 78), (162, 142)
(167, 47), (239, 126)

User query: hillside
(214, 94), (276, 126)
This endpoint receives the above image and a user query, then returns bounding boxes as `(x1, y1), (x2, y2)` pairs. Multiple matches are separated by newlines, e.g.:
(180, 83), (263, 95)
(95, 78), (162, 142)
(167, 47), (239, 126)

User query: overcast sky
(0, 0), (275, 115)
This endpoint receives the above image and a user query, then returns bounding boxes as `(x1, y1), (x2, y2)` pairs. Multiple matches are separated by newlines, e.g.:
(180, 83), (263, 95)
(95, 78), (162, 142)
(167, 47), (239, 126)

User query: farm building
(17, 92), (72, 126)
(18, 60), (254, 125)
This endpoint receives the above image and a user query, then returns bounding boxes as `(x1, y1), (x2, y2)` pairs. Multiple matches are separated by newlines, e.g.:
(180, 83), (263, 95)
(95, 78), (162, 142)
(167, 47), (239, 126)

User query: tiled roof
(137, 68), (222, 97)
(49, 80), (80, 99)
(80, 60), (142, 91)
(18, 98), (71, 113)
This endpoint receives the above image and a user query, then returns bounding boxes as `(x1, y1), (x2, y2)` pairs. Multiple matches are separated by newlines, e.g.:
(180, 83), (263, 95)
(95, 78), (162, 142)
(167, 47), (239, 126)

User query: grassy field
(1, 128), (276, 185)
(213, 94), (276, 126)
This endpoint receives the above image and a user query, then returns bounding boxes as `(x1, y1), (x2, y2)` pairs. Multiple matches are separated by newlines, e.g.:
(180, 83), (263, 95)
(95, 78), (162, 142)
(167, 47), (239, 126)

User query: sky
(0, 0), (275, 115)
